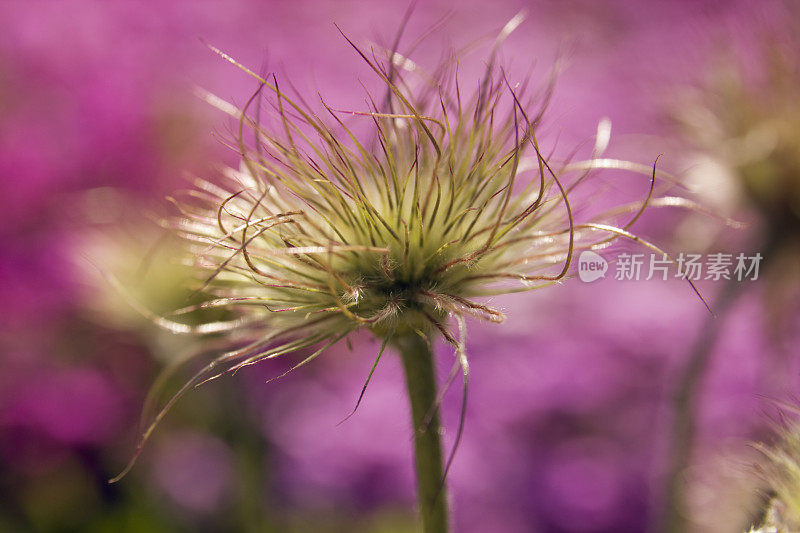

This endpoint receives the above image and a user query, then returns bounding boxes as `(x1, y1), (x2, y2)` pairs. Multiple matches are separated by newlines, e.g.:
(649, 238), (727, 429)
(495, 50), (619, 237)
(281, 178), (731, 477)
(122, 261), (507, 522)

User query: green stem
(397, 333), (449, 533)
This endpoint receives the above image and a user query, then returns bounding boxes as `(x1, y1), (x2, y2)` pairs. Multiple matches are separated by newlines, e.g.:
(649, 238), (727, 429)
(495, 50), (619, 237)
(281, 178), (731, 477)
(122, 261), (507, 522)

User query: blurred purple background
(1, 1), (797, 532)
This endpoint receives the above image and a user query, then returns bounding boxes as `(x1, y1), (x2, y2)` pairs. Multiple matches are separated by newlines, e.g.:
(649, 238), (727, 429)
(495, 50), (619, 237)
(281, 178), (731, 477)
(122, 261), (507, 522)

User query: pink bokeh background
(1, 1), (797, 532)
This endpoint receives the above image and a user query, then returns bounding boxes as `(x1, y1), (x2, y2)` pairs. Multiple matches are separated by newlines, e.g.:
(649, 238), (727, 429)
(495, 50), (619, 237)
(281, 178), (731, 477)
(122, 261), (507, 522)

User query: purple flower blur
(0, 1), (796, 533)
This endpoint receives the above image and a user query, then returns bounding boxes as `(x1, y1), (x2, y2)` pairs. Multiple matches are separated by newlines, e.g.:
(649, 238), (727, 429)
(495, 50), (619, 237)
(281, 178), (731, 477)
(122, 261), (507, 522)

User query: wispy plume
(110, 13), (704, 531)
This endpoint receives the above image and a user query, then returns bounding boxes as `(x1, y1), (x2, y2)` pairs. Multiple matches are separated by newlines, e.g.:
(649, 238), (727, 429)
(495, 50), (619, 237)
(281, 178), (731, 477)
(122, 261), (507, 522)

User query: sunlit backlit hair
(111, 16), (708, 483)
(750, 411), (800, 532)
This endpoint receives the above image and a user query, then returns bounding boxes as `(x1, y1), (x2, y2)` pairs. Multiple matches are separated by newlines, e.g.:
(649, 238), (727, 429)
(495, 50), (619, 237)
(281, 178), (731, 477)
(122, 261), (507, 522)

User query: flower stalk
(398, 333), (449, 533)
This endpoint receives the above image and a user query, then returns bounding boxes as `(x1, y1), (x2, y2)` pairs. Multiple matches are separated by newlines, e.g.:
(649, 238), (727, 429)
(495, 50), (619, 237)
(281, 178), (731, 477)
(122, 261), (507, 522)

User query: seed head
(111, 22), (698, 481)
(750, 418), (800, 532)
(674, 11), (800, 240)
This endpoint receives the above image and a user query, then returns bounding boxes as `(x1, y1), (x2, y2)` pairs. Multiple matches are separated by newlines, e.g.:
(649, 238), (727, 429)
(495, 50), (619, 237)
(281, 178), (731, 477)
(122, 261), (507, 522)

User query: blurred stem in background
(660, 236), (785, 532)
(398, 334), (449, 533)
(661, 275), (744, 532)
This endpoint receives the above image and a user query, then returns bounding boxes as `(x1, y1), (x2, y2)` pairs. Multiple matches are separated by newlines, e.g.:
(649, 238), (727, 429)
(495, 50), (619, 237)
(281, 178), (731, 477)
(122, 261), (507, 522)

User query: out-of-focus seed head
(750, 420), (800, 532)
(674, 8), (800, 242)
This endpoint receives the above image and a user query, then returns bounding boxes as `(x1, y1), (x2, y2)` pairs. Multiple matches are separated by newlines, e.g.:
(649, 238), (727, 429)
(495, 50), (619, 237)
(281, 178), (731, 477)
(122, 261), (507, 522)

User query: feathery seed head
(173, 35), (671, 351)
(111, 21), (698, 482)
(177, 42), (573, 345)
(675, 17), (800, 239)
(751, 420), (800, 532)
